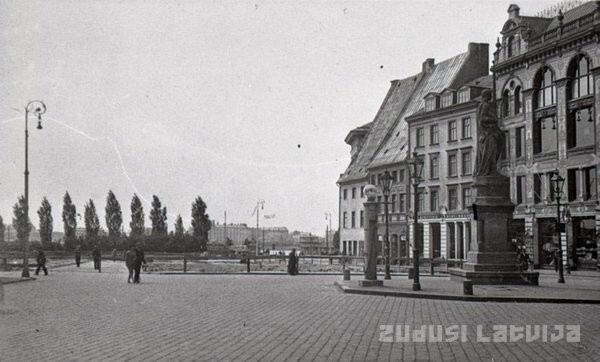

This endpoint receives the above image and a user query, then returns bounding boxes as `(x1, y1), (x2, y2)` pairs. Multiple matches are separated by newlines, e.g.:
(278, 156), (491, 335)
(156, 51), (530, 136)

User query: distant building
(208, 222), (290, 247)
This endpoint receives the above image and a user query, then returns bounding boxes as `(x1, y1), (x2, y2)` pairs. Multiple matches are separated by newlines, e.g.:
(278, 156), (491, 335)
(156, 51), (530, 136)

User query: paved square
(1, 262), (599, 361)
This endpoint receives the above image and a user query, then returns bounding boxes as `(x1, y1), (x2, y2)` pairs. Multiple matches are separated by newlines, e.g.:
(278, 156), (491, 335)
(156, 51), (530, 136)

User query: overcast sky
(0, 0), (558, 235)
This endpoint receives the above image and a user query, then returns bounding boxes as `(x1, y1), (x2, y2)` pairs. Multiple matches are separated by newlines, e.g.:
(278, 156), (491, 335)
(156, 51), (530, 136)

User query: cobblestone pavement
(1, 262), (599, 361)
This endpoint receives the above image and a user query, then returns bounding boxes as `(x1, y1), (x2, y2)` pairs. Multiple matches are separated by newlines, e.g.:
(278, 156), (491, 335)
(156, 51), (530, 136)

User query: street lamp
(549, 169), (566, 283)
(255, 200), (265, 255)
(407, 152), (424, 291)
(379, 170), (393, 280)
(22, 100), (46, 278)
(564, 207), (572, 274)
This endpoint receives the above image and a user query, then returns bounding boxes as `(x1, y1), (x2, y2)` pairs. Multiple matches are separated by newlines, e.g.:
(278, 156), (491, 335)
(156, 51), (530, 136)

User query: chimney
(422, 58), (435, 73)
(507, 4), (520, 19)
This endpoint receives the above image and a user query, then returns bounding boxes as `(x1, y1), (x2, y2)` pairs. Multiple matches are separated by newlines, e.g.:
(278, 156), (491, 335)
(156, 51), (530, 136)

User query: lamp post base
(412, 282), (421, 291)
(21, 267), (30, 278)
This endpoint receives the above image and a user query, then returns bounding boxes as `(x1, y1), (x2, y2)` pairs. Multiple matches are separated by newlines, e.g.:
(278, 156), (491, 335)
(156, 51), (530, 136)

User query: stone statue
(473, 89), (504, 177)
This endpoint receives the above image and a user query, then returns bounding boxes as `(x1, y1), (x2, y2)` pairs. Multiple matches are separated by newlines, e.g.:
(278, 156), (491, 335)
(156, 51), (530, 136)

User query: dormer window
(425, 97), (437, 112)
(441, 93), (454, 108)
(457, 89), (469, 104)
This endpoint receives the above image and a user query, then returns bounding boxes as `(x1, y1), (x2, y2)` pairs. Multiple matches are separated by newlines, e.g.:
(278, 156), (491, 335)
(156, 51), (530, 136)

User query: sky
(0, 0), (560, 235)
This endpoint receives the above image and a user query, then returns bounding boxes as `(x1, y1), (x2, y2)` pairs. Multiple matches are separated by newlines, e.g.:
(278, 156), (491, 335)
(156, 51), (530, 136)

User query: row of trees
(1, 191), (212, 252)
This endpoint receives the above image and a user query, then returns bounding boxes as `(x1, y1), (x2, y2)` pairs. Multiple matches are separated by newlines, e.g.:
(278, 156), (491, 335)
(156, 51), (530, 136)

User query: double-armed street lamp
(407, 152), (424, 291)
(549, 169), (566, 284)
(379, 171), (394, 280)
(22, 100), (47, 278)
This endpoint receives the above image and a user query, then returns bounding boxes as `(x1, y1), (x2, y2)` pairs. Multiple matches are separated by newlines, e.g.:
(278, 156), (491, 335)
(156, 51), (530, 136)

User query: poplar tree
(191, 196), (211, 252)
(130, 194), (145, 236)
(105, 190), (123, 240)
(62, 192), (77, 249)
(84, 199), (100, 240)
(37, 197), (53, 246)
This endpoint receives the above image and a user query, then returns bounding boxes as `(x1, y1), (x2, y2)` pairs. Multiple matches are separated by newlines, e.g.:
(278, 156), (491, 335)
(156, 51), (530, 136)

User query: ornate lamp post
(22, 100), (46, 278)
(407, 152), (424, 291)
(550, 169), (566, 284)
(379, 171), (393, 280)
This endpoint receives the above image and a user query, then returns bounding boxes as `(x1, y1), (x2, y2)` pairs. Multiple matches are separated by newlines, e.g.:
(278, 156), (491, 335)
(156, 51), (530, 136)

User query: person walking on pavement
(287, 248), (298, 276)
(92, 244), (102, 273)
(35, 249), (48, 276)
(133, 244), (146, 283)
(75, 246), (81, 267)
(112, 248), (117, 262)
(125, 245), (138, 283)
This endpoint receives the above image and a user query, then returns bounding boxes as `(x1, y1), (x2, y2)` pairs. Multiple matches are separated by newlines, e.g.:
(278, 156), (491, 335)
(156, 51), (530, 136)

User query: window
(425, 98), (436, 111)
(343, 189), (347, 200)
(417, 189), (425, 212)
(462, 118), (471, 139)
(416, 127), (425, 147)
(514, 86), (522, 114)
(458, 89), (469, 104)
(568, 169), (578, 202)
(399, 169), (405, 183)
(351, 188), (356, 199)
(360, 186), (364, 198)
(501, 131), (509, 160)
(448, 120), (457, 141)
(377, 196), (382, 213)
(462, 150), (471, 175)
(351, 211), (356, 228)
(430, 124), (439, 144)
(567, 107), (594, 149)
(535, 67), (556, 108)
(516, 127), (525, 158)
(448, 187), (458, 210)
(391, 194), (397, 213)
(462, 187), (472, 208)
(391, 171), (398, 183)
(370, 174), (376, 185)
(502, 89), (510, 117)
(430, 154), (439, 179)
(343, 212), (347, 228)
(516, 176), (525, 204)
(569, 55), (592, 99)
(533, 116), (557, 154)
(441, 93), (453, 107)
(399, 194), (406, 212)
(430, 189), (439, 212)
(547, 173), (555, 202)
(583, 167), (597, 200)
(507, 35), (519, 57)
(448, 153), (457, 177)
(534, 173), (544, 204)
(360, 210), (364, 228)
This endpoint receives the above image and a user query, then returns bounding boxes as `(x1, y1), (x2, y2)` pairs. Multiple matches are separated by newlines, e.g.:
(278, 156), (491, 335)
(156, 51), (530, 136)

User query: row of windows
(428, 150), (472, 179)
(415, 118), (471, 147)
(342, 210), (365, 229)
(515, 167), (597, 205)
(425, 89), (471, 112)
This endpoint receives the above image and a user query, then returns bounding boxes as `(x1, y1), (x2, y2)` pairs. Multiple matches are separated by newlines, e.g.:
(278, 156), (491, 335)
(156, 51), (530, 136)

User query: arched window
(535, 67), (556, 108)
(514, 86), (522, 115)
(507, 36), (519, 58)
(567, 55), (594, 149)
(502, 90), (510, 117)
(533, 67), (557, 155)
(569, 55), (592, 99)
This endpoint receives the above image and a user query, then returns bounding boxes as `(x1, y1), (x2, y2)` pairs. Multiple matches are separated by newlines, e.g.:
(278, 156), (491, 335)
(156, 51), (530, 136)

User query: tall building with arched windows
(495, 2), (600, 270)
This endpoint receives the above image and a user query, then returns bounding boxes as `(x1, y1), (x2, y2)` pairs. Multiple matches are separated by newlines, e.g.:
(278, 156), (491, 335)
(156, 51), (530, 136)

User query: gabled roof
(337, 75), (423, 183)
(368, 52), (471, 169)
(344, 122), (372, 144)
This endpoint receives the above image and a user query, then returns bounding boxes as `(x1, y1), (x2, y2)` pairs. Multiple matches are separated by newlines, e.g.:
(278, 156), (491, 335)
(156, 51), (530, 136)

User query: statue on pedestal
(473, 89), (504, 177)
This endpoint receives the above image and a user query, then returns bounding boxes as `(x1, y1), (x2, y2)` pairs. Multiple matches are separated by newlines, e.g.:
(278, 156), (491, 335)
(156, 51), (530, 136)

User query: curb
(0, 277), (36, 285)
(155, 271), (448, 277)
(333, 281), (600, 304)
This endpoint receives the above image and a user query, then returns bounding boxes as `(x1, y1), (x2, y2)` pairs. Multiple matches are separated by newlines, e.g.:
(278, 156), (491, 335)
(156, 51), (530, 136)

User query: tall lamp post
(407, 152), (424, 291)
(22, 100), (46, 278)
(379, 171), (393, 280)
(325, 212), (332, 254)
(550, 169), (566, 284)
(255, 200), (265, 255)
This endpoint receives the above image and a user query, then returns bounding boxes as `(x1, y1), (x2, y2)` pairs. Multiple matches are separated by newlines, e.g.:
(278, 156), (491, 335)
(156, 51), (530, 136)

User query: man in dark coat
(92, 244), (101, 273)
(288, 249), (298, 276)
(125, 245), (138, 283)
(35, 250), (48, 276)
(133, 245), (146, 283)
(75, 246), (81, 267)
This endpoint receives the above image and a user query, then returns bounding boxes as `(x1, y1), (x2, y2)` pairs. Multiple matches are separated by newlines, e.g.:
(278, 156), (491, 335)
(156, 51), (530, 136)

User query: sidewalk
(335, 269), (600, 304)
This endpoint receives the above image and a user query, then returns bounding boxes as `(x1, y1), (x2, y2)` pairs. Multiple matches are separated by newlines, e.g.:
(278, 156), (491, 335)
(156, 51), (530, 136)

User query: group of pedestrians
(125, 245), (146, 283)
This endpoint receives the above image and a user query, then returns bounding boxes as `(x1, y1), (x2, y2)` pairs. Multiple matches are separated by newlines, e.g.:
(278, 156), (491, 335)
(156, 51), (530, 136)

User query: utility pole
(255, 200), (264, 255)
(224, 211), (227, 243)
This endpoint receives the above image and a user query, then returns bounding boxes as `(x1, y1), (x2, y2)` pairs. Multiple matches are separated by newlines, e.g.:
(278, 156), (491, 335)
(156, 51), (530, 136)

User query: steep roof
(368, 52), (470, 169)
(463, 74), (493, 89)
(337, 74), (423, 184)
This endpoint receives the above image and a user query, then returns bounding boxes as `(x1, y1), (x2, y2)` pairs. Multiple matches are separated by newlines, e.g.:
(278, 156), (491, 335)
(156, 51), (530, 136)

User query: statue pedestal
(449, 176), (539, 285)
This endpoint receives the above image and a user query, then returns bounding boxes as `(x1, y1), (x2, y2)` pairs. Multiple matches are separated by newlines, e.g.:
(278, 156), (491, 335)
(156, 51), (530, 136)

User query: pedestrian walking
(133, 244), (146, 283)
(35, 249), (48, 276)
(112, 248), (117, 262)
(288, 248), (298, 276)
(125, 245), (138, 283)
(75, 246), (81, 267)
(92, 244), (102, 273)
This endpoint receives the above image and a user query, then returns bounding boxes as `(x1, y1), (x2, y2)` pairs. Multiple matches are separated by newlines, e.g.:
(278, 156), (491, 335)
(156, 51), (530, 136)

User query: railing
(527, 9), (598, 50)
